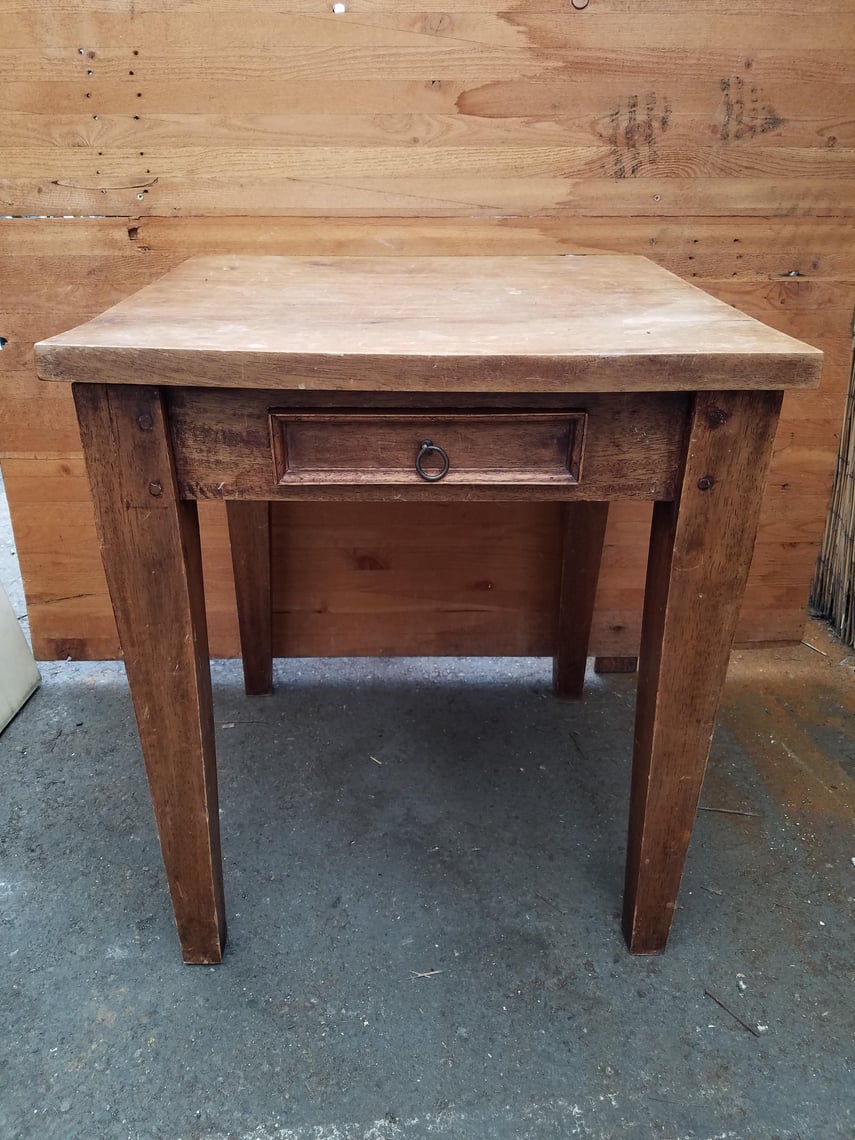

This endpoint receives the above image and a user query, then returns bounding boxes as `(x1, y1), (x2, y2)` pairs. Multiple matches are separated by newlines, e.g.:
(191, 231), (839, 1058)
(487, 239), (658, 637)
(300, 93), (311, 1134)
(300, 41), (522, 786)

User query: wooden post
(552, 501), (609, 699)
(226, 501), (273, 696)
(73, 384), (226, 963)
(623, 389), (783, 953)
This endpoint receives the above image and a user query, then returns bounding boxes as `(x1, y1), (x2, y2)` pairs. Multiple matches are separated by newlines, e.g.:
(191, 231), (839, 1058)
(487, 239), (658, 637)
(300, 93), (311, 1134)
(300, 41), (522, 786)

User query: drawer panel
(167, 389), (689, 502)
(270, 411), (585, 487)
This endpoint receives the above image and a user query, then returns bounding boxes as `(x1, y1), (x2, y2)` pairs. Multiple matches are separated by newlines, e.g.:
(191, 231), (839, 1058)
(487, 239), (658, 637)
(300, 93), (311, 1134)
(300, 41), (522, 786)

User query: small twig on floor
(801, 640), (828, 656)
(772, 899), (796, 913)
(566, 728), (590, 765)
(700, 884), (724, 896)
(411, 969), (444, 979)
(703, 988), (762, 1037)
(534, 891), (561, 913)
(44, 728), (63, 753)
(369, 755), (382, 765)
(698, 806), (759, 818)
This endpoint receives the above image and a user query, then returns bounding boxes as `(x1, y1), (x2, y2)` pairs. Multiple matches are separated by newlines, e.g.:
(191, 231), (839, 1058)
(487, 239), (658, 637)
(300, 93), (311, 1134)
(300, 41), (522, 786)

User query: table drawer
(167, 389), (688, 501)
(270, 411), (586, 487)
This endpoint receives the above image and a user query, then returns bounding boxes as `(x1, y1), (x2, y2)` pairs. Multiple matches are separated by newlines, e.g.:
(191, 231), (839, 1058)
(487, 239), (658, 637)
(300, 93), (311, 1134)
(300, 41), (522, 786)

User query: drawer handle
(415, 439), (450, 482)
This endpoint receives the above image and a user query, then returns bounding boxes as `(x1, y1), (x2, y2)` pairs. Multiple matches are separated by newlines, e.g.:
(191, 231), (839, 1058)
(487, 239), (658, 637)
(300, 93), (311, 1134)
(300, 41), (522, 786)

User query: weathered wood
(56, 257), (806, 958)
(72, 382), (226, 963)
(553, 501), (609, 699)
(226, 500), (272, 696)
(3, 215), (855, 277)
(168, 389), (687, 501)
(269, 500), (567, 657)
(270, 410), (585, 488)
(4, 110), (851, 154)
(35, 256), (823, 391)
(6, 162), (855, 221)
(1, 0), (851, 15)
(6, 10), (854, 54)
(594, 656), (638, 674)
(623, 389), (784, 953)
(2, 3), (853, 218)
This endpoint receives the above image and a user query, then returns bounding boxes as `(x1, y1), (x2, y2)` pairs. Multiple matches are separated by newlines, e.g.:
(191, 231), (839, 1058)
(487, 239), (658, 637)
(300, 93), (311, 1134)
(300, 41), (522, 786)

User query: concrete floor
(1, 475), (853, 1140)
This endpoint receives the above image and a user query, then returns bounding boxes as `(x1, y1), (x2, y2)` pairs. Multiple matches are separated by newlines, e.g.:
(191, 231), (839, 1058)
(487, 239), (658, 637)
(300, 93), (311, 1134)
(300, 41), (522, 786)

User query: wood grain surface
(553, 501), (609, 700)
(72, 383), (226, 962)
(169, 389), (686, 501)
(270, 411), (585, 488)
(225, 500), (272, 696)
(1, 4), (853, 217)
(624, 389), (783, 952)
(35, 255), (821, 391)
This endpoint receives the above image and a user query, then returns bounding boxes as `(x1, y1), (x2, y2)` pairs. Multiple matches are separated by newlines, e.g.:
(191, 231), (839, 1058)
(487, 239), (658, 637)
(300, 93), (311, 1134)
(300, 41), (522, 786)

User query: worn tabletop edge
(34, 344), (823, 392)
(32, 251), (824, 392)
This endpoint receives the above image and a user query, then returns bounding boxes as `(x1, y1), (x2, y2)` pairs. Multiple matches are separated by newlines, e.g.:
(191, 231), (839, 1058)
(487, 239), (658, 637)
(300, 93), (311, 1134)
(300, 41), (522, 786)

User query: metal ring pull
(415, 439), (450, 482)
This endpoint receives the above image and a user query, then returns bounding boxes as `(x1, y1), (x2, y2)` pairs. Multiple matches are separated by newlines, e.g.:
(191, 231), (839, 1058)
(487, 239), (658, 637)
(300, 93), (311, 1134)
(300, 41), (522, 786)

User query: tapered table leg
(226, 501), (273, 696)
(553, 501), (609, 699)
(73, 383), (226, 964)
(623, 390), (783, 953)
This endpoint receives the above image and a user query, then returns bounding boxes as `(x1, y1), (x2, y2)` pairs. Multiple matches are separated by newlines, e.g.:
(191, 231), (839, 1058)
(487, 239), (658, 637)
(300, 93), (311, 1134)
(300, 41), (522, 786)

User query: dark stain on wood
(47, 637), (90, 659)
(355, 551), (388, 571)
(605, 93), (671, 180)
(419, 13), (451, 35)
(720, 75), (786, 142)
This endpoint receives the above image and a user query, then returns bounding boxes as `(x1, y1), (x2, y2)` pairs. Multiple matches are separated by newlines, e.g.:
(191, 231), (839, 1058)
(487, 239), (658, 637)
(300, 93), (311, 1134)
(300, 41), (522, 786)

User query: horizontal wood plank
(2, 214), (853, 277)
(2, 109), (852, 152)
(5, 174), (854, 219)
(2, 0), (852, 11)
(1, 3), (852, 216)
(5, 12), (855, 53)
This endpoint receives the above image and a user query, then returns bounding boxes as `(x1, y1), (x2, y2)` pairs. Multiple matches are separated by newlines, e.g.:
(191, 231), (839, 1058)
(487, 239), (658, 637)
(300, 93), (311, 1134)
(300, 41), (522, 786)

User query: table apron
(165, 388), (690, 503)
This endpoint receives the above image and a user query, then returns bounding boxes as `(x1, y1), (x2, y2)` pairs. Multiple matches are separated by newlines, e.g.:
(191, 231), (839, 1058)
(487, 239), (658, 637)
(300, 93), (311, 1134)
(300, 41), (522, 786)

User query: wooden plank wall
(1, 1), (853, 661)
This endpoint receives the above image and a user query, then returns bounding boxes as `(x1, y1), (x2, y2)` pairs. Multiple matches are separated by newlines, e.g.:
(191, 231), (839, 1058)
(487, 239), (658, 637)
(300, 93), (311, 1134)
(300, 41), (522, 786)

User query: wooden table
(35, 255), (822, 964)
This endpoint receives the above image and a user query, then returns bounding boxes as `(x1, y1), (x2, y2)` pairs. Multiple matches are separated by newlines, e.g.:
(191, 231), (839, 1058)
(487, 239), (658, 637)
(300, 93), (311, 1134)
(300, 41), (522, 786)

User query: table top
(35, 255), (822, 393)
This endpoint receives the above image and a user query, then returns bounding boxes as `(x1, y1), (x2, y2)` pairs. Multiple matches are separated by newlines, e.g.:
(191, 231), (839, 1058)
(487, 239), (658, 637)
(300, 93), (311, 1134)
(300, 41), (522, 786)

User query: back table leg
(226, 501), (273, 696)
(73, 383), (226, 964)
(623, 390), (783, 953)
(553, 501), (609, 699)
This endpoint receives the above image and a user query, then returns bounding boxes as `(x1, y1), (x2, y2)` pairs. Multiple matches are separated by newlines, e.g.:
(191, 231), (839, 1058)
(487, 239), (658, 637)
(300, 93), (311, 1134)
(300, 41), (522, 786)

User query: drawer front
(167, 389), (689, 502)
(270, 411), (586, 487)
